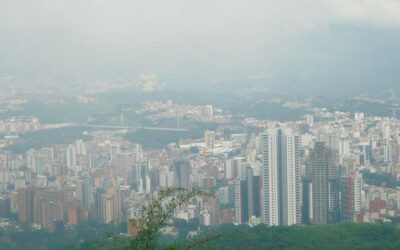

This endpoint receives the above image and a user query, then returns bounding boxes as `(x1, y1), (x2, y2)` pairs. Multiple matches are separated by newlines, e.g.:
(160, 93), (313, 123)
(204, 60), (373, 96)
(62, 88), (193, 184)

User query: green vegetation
(0, 188), (211, 250)
(3, 90), (239, 124)
(124, 129), (194, 149)
(362, 172), (400, 188)
(333, 99), (394, 118)
(4, 127), (91, 154)
(194, 223), (400, 250)
(3, 221), (400, 250)
(0, 100), (100, 123)
(6, 186), (400, 250)
(124, 119), (217, 149)
(128, 188), (212, 250)
(0, 221), (120, 250)
(233, 101), (307, 121)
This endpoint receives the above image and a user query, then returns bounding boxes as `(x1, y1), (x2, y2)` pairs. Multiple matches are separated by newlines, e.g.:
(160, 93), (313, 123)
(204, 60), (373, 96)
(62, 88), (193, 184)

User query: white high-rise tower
(261, 128), (300, 226)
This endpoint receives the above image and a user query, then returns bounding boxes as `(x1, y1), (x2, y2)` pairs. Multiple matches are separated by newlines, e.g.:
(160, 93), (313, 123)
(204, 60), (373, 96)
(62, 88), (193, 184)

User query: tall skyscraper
(225, 158), (234, 180)
(310, 142), (329, 224)
(94, 188), (105, 222)
(172, 159), (191, 189)
(75, 139), (87, 156)
(340, 171), (363, 221)
(261, 128), (301, 226)
(66, 144), (77, 168)
(40, 189), (59, 232)
(302, 178), (313, 224)
(233, 167), (261, 225)
(246, 167), (261, 220)
(100, 183), (122, 225)
(234, 177), (243, 224)
(17, 188), (34, 224)
(77, 177), (92, 209)
(132, 162), (150, 193)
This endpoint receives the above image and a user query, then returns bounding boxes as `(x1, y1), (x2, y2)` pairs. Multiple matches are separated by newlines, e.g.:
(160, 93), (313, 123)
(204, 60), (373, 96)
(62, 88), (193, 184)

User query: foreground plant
(128, 187), (216, 250)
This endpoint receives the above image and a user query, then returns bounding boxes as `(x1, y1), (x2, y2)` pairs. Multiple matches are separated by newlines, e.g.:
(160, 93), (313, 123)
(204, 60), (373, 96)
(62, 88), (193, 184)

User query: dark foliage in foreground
(194, 223), (400, 250)
(1, 220), (400, 249)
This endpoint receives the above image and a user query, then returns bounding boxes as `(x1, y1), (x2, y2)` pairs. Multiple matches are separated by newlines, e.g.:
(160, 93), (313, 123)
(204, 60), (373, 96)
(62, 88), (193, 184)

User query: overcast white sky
(1, 0), (400, 93)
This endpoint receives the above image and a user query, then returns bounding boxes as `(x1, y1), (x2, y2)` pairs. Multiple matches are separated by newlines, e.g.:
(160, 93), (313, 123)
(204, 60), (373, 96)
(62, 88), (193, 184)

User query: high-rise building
(310, 142), (329, 224)
(234, 178), (243, 224)
(0, 196), (11, 218)
(302, 178), (312, 224)
(132, 162), (151, 193)
(340, 169), (364, 221)
(261, 128), (301, 226)
(40, 189), (59, 232)
(68, 200), (80, 225)
(159, 169), (175, 188)
(200, 208), (211, 226)
(352, 172), (363, 213)
(234, 167), (261, 225)
(94, 188), (105, 222)
(76, 177), (92, 209)
(172, 159), (191, 189)
(101, 183), (122, 225)
(17, 188), (34, 224)
(218, 186), (229, 205)
(17, 187), (64, 231)
(225, 158), (234, 180)
(359, 143), (372, 166)
(246, 167), (261, 220)
(233, 157), (245, 179)
(315, 133), (341, 223)
(75, 139), (87, 156)
(66, 144), (77, 168)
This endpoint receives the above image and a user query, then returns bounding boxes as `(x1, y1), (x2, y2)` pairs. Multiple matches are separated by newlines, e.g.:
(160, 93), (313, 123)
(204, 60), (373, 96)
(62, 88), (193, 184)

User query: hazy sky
(1, 0), (400, 95)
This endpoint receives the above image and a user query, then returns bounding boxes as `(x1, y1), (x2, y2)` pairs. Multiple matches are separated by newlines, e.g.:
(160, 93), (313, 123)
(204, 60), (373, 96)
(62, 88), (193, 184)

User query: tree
(127, 187), (217, 250)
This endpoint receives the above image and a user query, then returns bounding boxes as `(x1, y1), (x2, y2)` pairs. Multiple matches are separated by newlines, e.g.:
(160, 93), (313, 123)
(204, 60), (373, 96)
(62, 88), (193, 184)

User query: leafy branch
(129, 187), (211, 250)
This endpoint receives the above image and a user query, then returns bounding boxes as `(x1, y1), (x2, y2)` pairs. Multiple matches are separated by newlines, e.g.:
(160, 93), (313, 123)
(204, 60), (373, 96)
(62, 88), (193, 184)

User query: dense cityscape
(3, 0), (400, 249)
(0, 97), (399, 239)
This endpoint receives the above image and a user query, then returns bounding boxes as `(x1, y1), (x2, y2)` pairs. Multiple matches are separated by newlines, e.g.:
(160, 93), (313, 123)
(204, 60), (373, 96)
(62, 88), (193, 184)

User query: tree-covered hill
(3, 126), (91, 154)
(190, 223), (400, 250)
(2, 220), (400, 249)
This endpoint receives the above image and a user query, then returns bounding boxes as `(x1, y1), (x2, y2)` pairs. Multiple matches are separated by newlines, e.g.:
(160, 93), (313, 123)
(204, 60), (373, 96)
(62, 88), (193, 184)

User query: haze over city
(1, 0), (400, 96)
(1, 1), (400, 250)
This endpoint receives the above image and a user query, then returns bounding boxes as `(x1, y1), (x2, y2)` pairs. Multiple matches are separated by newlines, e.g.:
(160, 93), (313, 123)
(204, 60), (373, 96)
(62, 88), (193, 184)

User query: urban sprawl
(0, 100), (398, 237)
